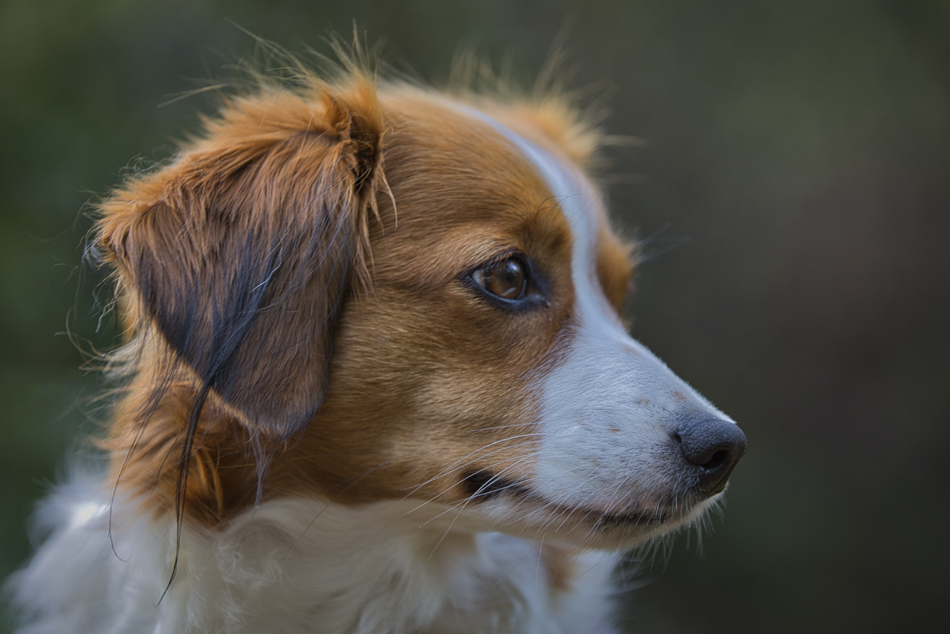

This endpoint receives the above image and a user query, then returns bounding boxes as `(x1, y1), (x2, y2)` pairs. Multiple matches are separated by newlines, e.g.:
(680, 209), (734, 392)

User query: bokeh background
(2, 1), (948, 632)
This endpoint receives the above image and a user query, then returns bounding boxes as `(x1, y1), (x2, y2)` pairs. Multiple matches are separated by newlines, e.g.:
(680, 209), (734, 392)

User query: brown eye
(472, 258), (528, 300)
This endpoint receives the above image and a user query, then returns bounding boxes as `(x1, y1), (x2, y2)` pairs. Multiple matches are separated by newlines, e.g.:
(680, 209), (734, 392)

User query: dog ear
(96, 81), (385, 438)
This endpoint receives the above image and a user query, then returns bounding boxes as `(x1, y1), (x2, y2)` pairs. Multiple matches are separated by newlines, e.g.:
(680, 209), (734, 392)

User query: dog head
(96, 70), (745, 549)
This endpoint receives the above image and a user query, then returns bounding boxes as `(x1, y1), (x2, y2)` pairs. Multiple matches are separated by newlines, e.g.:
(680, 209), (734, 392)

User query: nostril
(675, 418), (747, 496)
(703, 449), (729, 472)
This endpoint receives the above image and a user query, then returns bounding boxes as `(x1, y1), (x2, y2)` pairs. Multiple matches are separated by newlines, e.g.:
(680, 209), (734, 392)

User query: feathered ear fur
(96, 78), (385, 438)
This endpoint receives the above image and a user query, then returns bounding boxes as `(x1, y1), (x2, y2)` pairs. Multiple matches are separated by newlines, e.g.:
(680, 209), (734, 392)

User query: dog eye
(472, 258), (528, 301)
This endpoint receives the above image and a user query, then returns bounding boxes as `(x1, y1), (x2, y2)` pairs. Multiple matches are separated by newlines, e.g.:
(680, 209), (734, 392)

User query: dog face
(97, 75), (745, 550)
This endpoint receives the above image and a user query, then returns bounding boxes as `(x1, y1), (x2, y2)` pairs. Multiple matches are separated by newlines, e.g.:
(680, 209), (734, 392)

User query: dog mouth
(460, 469), (687, 529)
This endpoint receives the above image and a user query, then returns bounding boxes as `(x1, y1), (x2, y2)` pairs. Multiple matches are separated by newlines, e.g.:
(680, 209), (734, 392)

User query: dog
(8, 59), (746, 634)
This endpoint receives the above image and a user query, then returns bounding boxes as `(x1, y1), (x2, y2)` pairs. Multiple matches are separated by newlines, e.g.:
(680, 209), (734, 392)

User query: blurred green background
(2, 0), (948, 632)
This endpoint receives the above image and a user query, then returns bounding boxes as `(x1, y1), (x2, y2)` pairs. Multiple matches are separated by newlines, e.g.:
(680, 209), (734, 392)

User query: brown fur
(538, 543), (582, 593)
(94, 71), (634, 530)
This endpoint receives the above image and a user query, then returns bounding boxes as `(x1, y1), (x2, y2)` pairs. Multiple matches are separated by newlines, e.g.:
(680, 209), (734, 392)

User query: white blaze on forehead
(458, 104), (732, 514)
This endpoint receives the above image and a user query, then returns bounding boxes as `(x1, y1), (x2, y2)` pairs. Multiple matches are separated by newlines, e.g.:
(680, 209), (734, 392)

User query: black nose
(675, 418), (747, 496)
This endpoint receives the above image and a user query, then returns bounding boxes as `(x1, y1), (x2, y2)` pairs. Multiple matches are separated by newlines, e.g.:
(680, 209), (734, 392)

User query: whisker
(401, 433), (542, 496)
(398, 451), (537, 519)
(423, 457), (536, 561)
(398, 437), (541, 505)
(461, 423), (534, 433)
(417, 456), (535, 528)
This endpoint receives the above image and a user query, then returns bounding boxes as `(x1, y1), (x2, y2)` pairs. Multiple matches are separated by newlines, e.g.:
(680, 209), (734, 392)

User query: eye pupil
(475, 258), (527, 300)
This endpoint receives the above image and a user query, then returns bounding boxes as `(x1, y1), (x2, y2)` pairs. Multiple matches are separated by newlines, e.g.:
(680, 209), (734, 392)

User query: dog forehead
(381, 95), (556, 207)
(461, 105), (604, 254)
(374, 93), (610, 281)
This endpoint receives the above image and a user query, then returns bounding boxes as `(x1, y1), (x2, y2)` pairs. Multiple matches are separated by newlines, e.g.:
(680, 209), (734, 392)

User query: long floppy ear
(96, 80), (385, 438)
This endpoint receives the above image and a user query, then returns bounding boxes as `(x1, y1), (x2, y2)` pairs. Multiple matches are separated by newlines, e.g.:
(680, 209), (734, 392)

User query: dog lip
(461, 469), (683, 528)
(460, 469), (531, 500)
(591, 506), (672, 527)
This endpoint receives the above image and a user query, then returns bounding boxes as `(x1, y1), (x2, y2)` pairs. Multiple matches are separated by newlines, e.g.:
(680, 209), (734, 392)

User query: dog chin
(449, 485), (719, 550)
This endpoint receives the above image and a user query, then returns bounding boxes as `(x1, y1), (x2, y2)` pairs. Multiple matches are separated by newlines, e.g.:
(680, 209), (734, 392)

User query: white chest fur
(9, 479), (620, 634)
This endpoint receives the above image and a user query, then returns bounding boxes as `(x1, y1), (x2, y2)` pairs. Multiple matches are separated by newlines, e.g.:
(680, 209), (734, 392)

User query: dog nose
(675, 418), (747, 496)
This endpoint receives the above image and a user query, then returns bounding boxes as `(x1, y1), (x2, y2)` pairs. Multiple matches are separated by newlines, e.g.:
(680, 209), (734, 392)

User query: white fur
(521, 138), (733, 516)
(9, 480), (620, 634)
